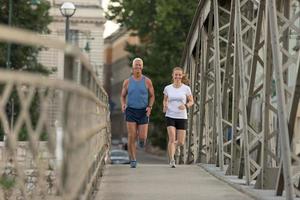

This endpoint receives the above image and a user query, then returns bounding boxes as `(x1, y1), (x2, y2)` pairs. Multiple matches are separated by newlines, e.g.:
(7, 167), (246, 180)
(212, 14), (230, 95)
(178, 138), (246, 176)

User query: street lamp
(60, 2), (76, 42)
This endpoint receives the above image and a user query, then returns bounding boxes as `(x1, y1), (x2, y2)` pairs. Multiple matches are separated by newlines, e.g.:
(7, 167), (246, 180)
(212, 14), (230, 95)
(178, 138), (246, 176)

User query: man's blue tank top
(127, 75), (148, 109)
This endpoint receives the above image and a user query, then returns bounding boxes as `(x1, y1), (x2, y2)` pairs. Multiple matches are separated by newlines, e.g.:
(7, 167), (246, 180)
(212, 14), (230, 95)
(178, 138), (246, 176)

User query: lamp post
(60, 2), (76, 80)
(60, 2), (76, 42)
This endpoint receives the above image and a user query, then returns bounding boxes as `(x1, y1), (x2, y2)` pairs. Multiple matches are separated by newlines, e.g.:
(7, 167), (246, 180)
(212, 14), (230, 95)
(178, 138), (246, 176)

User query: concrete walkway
(96, 164), (254, 200)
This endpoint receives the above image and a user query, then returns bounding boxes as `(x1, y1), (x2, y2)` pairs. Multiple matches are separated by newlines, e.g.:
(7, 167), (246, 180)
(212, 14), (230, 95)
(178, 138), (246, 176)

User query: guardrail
(0, 25), (110, 200)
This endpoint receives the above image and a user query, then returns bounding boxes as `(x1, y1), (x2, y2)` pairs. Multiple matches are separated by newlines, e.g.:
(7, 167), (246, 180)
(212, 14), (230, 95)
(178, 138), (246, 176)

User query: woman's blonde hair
(172, 67), (190, 85)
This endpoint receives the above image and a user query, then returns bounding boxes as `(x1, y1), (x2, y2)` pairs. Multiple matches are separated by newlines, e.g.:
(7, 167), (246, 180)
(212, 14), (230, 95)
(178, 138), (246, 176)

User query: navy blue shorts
(166, 117), (187, 130)
(125, 107), (149, 125)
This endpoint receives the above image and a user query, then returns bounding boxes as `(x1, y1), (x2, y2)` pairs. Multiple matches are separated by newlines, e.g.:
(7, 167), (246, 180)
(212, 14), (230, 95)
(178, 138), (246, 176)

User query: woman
(163, 67), (194, 168)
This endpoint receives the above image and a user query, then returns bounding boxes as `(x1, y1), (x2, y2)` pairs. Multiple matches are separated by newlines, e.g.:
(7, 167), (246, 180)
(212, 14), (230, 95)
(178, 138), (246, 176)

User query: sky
(102, 0), (119, 38)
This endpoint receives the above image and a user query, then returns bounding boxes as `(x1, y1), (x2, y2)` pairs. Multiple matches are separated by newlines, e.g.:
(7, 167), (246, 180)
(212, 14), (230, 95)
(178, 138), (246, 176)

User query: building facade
(38, 0), (106, 83)
(104, 28), (140, 139)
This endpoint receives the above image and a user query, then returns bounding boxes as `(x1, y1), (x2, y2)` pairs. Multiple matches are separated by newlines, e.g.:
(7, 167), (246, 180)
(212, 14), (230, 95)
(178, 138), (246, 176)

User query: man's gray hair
(132, 57), (143, 66)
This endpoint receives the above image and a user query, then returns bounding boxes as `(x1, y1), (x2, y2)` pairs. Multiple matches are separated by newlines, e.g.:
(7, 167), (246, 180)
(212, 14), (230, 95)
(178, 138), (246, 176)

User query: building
(38, 0), (106, 83)
(104, 27), (140, 139)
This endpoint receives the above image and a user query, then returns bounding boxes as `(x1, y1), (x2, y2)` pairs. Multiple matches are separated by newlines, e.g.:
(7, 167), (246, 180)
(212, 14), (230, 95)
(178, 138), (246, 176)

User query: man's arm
(120, 79), (129, 113)
(146, 78), (155, 108)
(163, 95), (168, 113)
(146, 78), (155, 116)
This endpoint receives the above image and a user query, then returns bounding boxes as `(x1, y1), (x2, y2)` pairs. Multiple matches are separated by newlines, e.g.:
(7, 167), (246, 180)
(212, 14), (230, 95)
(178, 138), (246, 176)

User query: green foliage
(0, 0), (52, 71)
(0, 176), (15, 189)
(107, 0), (198, 149)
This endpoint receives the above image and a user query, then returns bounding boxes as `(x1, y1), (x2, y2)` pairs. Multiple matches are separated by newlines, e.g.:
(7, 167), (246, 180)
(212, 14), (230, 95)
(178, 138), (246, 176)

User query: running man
(120, 58), (155, 168)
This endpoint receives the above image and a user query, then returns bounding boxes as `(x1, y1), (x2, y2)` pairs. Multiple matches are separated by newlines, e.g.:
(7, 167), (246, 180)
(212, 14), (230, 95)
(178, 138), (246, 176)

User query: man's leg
(137, 124), (148, 148)
(127, 122), (138, 161)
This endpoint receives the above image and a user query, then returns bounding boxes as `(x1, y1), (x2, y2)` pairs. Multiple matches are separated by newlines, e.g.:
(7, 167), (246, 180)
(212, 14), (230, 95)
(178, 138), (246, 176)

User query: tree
(0, 0), (52, 72)
(107, 0), (198, 149)
(0, 0), (52, 140)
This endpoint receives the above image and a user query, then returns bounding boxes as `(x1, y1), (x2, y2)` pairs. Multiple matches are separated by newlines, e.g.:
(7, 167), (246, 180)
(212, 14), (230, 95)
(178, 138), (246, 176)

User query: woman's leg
(177, 129), (186, 147)
(167, 126), (176, 161)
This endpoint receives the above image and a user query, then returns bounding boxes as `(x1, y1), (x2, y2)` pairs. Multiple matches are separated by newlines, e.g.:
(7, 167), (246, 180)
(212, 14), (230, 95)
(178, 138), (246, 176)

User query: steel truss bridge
(0, 0), (300, 199)
(181, 0), (300, 199)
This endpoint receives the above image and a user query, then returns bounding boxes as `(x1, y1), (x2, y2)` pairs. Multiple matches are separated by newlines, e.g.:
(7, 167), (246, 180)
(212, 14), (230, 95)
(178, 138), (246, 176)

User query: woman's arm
(185, 95), (194, 108)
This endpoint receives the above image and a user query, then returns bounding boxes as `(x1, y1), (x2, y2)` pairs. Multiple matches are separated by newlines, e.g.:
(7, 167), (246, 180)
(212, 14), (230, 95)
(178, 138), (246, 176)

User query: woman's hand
(163, 105), (168, 113)
(178, 104), (186, 110)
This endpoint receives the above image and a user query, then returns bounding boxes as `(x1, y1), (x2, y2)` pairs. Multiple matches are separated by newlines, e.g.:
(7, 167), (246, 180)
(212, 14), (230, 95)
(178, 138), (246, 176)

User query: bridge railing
(181, 0), (300, 199)
(0, 25), (110, 200)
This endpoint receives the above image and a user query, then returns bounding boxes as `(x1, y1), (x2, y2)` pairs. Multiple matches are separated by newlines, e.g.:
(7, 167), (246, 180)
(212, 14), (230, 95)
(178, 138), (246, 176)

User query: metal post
(261, 18), (273, 189)
(213, 0), (224, 170)
(231, 44), (240, 176)
(223, 0), (236, 175)
(5, 0), (13, 148)
(235, 0), (250, 185)
(222, 0), (235, 125)
(65, 16), (70, 42)
(197, 29), (208, 163)
(198, 10), (213, 163)
(63, 16), (74, 80)
(268, 0), (294, 199)
(6, 0), (12, 69)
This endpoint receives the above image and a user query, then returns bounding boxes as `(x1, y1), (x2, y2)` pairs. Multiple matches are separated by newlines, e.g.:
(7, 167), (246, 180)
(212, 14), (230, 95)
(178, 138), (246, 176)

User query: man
(120, 58), (155, 168)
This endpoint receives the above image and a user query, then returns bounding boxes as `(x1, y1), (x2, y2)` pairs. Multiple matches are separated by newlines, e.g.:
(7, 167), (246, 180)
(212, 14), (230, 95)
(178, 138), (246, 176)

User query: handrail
(0, 25), (110, 200)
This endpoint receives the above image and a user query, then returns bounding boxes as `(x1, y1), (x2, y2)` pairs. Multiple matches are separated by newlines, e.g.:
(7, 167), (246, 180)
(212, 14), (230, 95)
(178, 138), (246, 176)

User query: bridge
(0, 0), (300, 199)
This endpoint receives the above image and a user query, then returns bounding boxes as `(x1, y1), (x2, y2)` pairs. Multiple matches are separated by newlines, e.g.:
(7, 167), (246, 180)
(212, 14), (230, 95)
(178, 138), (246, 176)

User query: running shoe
(138, 140), (145, 148)
(170, 160), (176, 168)
(130, 160), (137, 168)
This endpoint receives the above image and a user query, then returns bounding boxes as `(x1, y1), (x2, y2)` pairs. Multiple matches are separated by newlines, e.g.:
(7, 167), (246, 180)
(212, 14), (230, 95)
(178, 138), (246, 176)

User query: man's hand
(146, 106), (152, 117)
(121, 104), (126, 113)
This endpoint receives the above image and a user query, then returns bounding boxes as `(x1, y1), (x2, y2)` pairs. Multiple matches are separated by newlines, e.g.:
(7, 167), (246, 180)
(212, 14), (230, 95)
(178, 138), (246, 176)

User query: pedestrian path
(96, 164), (254, 200)
(201, 164), (300, 200)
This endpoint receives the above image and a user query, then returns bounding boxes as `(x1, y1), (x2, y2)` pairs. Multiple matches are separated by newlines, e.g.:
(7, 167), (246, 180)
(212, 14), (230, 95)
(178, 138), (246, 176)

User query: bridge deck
(96, 161), (254, 200)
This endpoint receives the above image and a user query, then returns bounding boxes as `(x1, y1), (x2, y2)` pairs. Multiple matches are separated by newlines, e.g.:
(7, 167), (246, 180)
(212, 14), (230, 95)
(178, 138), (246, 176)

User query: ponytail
(182, 73), (190, 85)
